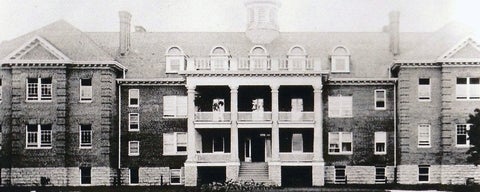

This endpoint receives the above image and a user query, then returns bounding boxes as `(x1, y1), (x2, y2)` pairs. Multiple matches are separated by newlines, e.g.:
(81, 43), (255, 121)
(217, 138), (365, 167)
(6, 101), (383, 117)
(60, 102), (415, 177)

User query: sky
(0, 0), (478, 42)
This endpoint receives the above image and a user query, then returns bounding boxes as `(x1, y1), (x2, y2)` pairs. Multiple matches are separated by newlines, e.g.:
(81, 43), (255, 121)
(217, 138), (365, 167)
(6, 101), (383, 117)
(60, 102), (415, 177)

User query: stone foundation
(226, 163), (240, 181)
(312, 162), (325, 186)
(121, 167), (171, 186)
(440, 165), (480, 185)
(268, 162), (281, 186)
(397, 165), (441, 184)
(184, 163), (198, 186)
(2, 167), (112, 186)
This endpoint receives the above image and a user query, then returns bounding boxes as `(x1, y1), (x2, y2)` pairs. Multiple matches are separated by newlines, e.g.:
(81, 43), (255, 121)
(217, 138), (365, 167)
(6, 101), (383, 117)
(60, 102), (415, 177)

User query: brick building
(0, 0), (479, 187)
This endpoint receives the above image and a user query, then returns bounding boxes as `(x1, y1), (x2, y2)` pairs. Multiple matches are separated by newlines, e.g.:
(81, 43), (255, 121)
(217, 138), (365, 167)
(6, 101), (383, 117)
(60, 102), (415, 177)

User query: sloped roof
(0, 20), (115, 62)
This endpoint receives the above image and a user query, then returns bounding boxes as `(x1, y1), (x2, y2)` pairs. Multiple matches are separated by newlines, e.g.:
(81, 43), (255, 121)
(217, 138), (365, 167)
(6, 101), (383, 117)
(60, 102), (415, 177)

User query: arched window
(331, 46), (350, 73)
(209, 46), (230, 71)
(165, 46), (186, 73)
(248, 45), (269, 71)
(287, 45), (308, 71)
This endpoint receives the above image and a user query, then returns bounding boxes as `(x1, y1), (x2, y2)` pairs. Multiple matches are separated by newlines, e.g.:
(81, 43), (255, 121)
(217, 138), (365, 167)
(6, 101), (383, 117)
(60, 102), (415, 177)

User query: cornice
(328, 78), (397, 85)
(1, 60), (127, 71)
(180, 71), (327, 77)
(117, 78), (185, 86)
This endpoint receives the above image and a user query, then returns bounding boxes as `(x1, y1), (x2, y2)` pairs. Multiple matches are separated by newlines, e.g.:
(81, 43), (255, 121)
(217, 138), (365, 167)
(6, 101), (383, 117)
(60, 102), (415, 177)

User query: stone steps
(238, 162), (272, 184)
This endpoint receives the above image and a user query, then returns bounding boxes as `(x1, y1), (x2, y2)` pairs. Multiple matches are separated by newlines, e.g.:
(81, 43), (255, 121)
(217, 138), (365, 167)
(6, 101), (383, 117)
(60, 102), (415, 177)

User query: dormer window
(248, 45), (269, 71)
(287, 46), (307, 71)
(165, 46), (186, 73)
(210, 46), (230, 71)
(331, 46), (350, 73)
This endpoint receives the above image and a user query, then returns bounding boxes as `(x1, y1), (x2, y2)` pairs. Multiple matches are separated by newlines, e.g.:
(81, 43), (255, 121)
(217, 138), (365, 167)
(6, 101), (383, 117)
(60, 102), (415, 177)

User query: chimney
(119, 11), (132, 56)
(389, 11), (400, 55)
(135, 26), (146, 32)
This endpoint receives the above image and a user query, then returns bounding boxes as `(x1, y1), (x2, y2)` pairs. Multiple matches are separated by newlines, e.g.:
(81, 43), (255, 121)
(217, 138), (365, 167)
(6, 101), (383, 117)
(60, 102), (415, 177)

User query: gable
(438, 37), (480, 61)
(5, 35), (70, 61)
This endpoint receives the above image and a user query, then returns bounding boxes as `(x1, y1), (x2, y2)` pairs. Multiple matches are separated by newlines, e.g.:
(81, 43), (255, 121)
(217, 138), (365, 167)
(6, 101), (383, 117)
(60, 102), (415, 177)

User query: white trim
(209, 45), (230, 56)
(328, 132), (353, 155)
(418, 165), (430, 183)
(287, 45), (307, 56)
(80, 78), (93, 102)
(418, 78), (431, 101)
(163, 132), (188, 156)
(26, 77), (53, 101)
(128, 141), (140, 156)
(374, 132), (387, 155)
(5, 35), (71, 61)
(374, 89), (387, 110)
(455, 77), (480, 100)
(455, 124), (471, 148)
(170, 168), (183, 185)
(249, 45), (269, 56)
(25, 124), (52, 149)
(165, 46), (186, 56)
(437, 36), (480, 61)
(79, 167), (92, 185)
(128, 89), (140, 107)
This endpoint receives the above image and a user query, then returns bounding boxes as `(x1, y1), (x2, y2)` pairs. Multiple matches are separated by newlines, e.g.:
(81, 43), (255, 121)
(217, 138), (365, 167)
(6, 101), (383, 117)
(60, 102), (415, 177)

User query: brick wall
(323, 84), (395, 166)
(121, 85), (187, 168)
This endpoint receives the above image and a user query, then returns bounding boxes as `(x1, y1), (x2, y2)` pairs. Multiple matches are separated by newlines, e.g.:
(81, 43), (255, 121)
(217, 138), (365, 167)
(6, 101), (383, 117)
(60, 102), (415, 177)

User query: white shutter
(328, 97), (340, 117)
(291, 133), (303, 152)
(163, 133), (176, 155)
(176, 96), (188, 117)
(375, 132), (386, 143)
(342, 97), (353, 117)
(470, 79), (480, 99)
(163, 96), (176, 117)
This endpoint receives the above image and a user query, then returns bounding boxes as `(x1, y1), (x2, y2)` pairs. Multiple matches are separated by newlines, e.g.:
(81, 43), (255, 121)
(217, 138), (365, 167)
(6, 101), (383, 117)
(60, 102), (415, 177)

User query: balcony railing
(278, 112), (315, 122)
(279, 152), (314, 162)
(238, 112), (272, 122)
(195, 112), (231, 122)
(197, 153), (230, 162)
(187, 57), (318, 72)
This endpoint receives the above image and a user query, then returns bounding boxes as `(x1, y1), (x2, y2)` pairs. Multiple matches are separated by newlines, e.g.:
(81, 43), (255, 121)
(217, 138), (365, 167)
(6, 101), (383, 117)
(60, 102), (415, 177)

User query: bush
(200, 179), (275, 192)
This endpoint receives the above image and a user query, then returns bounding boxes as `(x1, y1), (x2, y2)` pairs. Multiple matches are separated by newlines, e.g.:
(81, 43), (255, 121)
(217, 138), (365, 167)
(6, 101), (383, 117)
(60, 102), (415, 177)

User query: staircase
(238, 162), (272, 184)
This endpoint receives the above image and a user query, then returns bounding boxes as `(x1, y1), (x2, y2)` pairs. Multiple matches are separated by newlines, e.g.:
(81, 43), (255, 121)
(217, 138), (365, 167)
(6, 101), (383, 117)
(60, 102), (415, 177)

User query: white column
(230, 85), (239, 161)
(313, 85), (323, 161)
(271, 84), (280, 161)
(186, 85), (197, 162)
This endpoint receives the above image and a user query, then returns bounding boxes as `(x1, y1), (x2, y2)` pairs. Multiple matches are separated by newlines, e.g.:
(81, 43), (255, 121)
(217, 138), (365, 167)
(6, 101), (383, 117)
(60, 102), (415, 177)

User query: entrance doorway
(239, 129), (271, 162)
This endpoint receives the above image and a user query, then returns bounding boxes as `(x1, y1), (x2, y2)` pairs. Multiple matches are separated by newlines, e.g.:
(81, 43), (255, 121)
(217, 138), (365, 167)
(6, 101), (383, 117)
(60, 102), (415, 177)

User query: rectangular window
(328, 132), (353, 154)
(374, 132), (387, 155)
(332, 56), (350, 73)
(456, 124), (472, 147)
(166, 57), (184, 73)
(129, 141), (140, 156)
(375, 166), (386, 183)
(328, 96), (353, 118)
(163, 132), (187, 155)
(374, 90), (386, 110)
(456, 77), (480, 100)
(27, 78), (52, 101)
(418, 165), (430, 182)
(213, 135), (225, 153)
(334, 165), (347, 183)
(80, 78), (92, 102)
(130, 167), (139, 185)
(170, 169), (182, 185)
(163, 96), (187, 118)
(129, 89), (139, 107)
(80, 167), (91, 185)
(418, 124), (431, 148)
(79, 124), (92, 148)
(26, 124), (52, 148)
(291, 133), (304, 152)
(129, 113), (140, 131)
(418, 78), (431, 100)
(0, 79), (2, 102)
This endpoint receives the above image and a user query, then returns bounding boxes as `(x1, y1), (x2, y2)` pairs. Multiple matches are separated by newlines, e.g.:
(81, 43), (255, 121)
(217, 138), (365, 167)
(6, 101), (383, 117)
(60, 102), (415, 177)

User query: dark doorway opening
(198, 166), (226, 185)
(239, 129), (271, 162)
(281, 166), (312, 187)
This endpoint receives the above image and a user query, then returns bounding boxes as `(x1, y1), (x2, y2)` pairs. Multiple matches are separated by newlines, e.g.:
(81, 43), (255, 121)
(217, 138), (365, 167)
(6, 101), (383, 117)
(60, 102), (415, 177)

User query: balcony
(186, 57), (318, 72)
(279, 152), (314, 162)
(278, 112), (314, 122)
(238, 112), (272, 122)
(195, 112), (231, 122)
(197, 153), (231, 163)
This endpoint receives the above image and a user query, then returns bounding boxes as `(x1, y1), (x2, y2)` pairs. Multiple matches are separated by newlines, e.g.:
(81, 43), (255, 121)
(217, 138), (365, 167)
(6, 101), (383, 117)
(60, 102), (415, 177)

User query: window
(80, 78), (92, 102)
(328, 132), (353, 154)
(0, 79), (2, 102)
(328, 96), (353, 118)
(128, 89), (139, 107)
(163, 132), (187, 155)
(375, 166), (386, 183)
(331, 46), (350, 73)
(374, 90), (386, 110)
(80, 167), (91, 185)
(170, 169), (182, 185)
(418, 78), (431, 100)
(163, 96), (187, 118)
(165, 47), (185, 73)
(418, 124), (431, 148)
(130, 167), (139, 185)
(27, 78), (52, 101)
(456, 77), (480, 100)
(291, 133), (304, 152)
(26, 124), (52, 148)
(334, 165), (346, 183)
(418, 165), (430, 182)
(374, 132), (387, 155)
(79, 125), (92, 148)
(129, 113), (140, 131)
(456, 124), (472, 147)
(129, 141), (140, 156)
(210, 46), (229, 71)
(212, 135), (225, 153)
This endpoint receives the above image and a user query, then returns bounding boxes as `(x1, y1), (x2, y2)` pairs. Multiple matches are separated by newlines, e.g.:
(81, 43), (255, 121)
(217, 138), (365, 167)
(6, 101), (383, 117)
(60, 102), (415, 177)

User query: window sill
(128, 129), (140, 132)
(80, 146), (92, 149)
(374, 108), (386, 110)
(129, 105), (139, 108)
(417, 146), (431, 148)
(170, 183), (183, 186)
(26, 147), (52, 149)
(79, 100), (93, 103)
(374, 152), (387, 155)
(328, 152), (352, 155)
(26, 100), (53, 103)
(128, 154), (140, 156)
(330, 71), (350, 73)
(163, 116), (187, 119)
(456, 145), (470, 148)
(328, 116), (353, 118)
(418, 99), (431, 102)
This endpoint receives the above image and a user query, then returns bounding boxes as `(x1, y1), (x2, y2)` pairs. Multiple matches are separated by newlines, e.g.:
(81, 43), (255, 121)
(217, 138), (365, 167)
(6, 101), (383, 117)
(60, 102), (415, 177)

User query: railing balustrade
(278, 112), (315, 122)
(238, 112), (272, 122)
(194, 112), (231, 122)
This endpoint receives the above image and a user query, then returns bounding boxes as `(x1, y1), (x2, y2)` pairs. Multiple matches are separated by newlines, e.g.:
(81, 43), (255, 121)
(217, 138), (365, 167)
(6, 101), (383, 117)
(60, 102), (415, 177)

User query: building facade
(0, 0), (479, 187)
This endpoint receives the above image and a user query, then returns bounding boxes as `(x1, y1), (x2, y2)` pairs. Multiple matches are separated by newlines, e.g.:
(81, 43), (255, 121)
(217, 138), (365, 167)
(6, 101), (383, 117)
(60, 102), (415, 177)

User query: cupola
(244, 0), (281, 44)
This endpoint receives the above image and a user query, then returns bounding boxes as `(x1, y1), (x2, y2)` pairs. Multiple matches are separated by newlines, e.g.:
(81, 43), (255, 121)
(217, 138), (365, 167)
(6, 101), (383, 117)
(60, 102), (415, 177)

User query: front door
(244, 138), (252, 162)
(251, 136), (265, 162)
